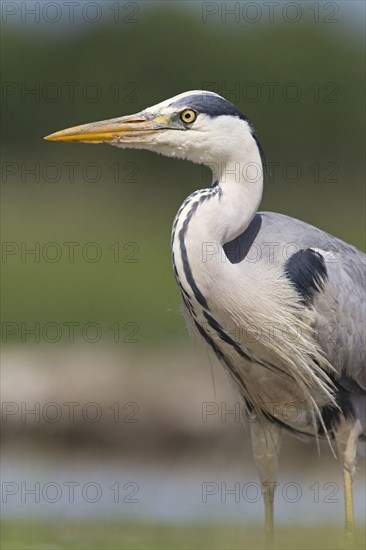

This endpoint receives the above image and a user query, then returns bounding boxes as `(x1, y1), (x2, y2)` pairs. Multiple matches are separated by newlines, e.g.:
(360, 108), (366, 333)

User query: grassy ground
(1, 521), (365, 550)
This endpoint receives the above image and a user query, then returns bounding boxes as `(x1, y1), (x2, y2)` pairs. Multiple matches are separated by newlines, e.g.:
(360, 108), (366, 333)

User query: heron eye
(180, 109), (197, 124)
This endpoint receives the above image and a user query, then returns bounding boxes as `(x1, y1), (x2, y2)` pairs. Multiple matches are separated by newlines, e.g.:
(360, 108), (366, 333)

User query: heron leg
(250, 418), (281, 548)
(334, 417), (362, 545)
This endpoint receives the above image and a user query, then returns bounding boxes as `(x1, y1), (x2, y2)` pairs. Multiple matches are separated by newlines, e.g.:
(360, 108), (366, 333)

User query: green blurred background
(1, 1), (365, 548)
(2, 0), (365, 343)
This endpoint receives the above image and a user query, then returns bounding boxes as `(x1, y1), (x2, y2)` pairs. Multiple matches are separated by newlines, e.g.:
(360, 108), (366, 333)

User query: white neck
(171, 132), (263, 301)
(176, 127), (263, 243)
(206, 152), (263, 244)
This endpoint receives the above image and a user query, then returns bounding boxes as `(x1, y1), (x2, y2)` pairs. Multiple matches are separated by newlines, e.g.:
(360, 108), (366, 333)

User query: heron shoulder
(223, 211), (365, 396)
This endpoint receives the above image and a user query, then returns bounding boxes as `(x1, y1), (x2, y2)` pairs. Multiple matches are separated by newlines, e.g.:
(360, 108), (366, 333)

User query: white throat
(185, 122), (263, 245)
(171, 124), (263, 306)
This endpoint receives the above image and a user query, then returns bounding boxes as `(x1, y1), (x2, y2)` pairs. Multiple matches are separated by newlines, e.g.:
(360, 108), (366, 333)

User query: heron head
(45, 91), (260, 167)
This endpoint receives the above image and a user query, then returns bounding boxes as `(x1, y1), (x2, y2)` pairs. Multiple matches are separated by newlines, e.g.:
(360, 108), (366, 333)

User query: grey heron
(45, 91), (365, 545)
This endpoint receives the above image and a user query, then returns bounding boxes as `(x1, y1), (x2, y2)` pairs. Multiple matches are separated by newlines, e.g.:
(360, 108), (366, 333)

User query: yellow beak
(44, 113), (174, 144)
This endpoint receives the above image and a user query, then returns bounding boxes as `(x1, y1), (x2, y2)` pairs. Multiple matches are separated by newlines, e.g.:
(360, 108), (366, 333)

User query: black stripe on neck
(174, 188), (219, 310)
(178, 200), (209, 310)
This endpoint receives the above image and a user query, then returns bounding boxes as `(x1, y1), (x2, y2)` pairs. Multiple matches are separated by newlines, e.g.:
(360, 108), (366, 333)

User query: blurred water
(1, 453), (365, 526)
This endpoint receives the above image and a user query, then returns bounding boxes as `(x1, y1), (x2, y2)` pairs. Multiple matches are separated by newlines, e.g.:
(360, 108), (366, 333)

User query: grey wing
(224, 211), (366, 392)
